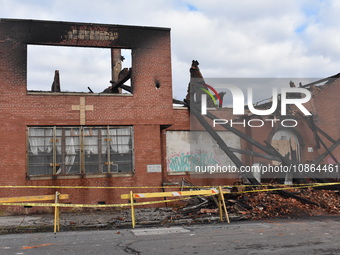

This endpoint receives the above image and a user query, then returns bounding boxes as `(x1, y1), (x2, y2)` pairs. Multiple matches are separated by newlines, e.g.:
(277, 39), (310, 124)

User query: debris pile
(241, 188), (340, 219)
(1, 187), (339, 233)
(176, 186), (340, 221)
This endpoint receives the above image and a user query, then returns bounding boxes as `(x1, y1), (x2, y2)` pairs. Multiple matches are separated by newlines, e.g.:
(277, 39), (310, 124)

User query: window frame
(27, 45), (133, 95)
(27, 126), (134, 178)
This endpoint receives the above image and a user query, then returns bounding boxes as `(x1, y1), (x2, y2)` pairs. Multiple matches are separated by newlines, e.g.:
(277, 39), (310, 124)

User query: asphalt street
(0, 216), (339, 255)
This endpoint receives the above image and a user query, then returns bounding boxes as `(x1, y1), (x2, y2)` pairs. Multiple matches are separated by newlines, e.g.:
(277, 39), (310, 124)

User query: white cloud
(27, 46), (112, 93)
(2, 0), (340, 100)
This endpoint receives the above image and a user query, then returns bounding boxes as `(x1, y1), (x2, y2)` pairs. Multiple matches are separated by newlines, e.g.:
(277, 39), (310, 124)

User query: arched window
(271, 130), (300, 184)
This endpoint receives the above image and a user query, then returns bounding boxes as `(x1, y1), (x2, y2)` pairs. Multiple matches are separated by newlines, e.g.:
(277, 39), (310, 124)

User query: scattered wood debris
(242, 188), (340, 219)
(175, 186), (340, 221)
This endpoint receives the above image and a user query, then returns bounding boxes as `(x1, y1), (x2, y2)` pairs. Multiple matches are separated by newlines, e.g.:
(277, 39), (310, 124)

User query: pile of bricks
(233, 187), (340, 220)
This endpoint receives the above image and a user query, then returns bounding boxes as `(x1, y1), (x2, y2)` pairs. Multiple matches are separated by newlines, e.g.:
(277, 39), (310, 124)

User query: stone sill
(27, 91), (133, 97)
(27, 173), (134, 180)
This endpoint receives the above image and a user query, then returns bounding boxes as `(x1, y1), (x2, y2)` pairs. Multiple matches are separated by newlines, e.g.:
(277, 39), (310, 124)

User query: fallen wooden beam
(312, 139), (340, 166)
(204, 110), (282, 160)
(297, 112), (337, 144)
(190, 105), (260, 185)
(121, 189), (222, 199)
(173, 98), (186, 105)
(0, 194), (69, 203)
(190, 104), (323, 205)
(111, 68), (132, 92)
(299, 114), (339, 163)
(120, 84), (132, 93)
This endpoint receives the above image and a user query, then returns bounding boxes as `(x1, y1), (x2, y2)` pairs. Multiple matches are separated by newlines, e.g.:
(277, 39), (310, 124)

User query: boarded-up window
(271, 130), (300, 165)
(271, 130), (300, 184)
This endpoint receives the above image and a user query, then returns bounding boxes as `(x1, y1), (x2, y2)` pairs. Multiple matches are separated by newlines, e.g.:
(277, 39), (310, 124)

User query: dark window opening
(27, 45), (132, 94)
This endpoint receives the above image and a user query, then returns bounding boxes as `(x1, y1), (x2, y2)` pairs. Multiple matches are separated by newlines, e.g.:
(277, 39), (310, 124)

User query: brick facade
(0, 19), (174, 211)
(0, 19), (338, 213)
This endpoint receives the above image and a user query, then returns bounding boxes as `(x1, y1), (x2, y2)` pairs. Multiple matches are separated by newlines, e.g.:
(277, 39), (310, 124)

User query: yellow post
(217, 192), (223, 222)
(57, 202), (60, 232)
(130, 191), (136, 228)
(218, 186), (230, 224)
(54, 191), (60, 233)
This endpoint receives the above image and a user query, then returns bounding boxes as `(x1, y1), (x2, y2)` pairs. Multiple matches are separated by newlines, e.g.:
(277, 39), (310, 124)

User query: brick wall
(0, 19), (172, 211)
(311, 80), (340, 162)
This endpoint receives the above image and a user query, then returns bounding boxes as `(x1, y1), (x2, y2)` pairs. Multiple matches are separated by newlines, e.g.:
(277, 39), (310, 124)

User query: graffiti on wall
(166, 131), (241, 172)
(167, 152), (218, 172)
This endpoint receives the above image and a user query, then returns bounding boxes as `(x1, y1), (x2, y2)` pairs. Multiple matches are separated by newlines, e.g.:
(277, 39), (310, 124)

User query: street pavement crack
(117, 241), (141, 255)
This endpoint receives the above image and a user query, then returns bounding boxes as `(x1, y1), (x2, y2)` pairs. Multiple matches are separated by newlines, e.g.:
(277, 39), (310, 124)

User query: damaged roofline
(300, 73), (340, 88)
(0, 18), (171, 32)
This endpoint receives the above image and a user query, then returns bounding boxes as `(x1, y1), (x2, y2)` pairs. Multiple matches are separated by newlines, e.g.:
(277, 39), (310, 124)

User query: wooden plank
(111, 68), (132, 91)
(297, 112), (336, 144)
(204, 110), (280, 159)
(121, 189), (223, 199)
(0, 194), (69, 203)
(302, 115), (339, 163)
(191, 106), (260, 185)
(312, 139), (340, 165)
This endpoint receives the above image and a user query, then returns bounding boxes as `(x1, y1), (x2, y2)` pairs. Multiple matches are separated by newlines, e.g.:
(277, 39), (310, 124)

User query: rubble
(173, 61), (340, 222)
(0, 186), (339, 234)
(242, 188), (340, 219)
(117, 187), (340, 222)
(175, 186), (340, 221)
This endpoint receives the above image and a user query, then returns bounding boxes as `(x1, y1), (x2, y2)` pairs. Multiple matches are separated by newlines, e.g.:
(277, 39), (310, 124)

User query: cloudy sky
(1, 0), (340, 101)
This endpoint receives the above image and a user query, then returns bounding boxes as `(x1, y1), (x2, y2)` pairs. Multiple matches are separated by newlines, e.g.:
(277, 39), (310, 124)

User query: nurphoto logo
(200, 86), (312, 116)
(194, 83), (312, 128)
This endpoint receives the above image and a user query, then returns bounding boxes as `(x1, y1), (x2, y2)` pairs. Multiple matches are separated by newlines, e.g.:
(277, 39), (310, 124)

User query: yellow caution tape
(227, 182), (340, 194)
(0, 197), (190, 208)
(0, 182), (338, 189)
(229, 185), (313, 194)
(0, 182), (337, 209)
(0, 182), (336, 209)
(121, 189), (221, 199)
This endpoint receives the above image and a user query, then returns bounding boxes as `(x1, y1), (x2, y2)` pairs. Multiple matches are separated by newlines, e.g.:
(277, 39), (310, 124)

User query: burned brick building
(0, 19), (339, 212)
(0, 19), (229, 211)
(184, 62), (340, 185)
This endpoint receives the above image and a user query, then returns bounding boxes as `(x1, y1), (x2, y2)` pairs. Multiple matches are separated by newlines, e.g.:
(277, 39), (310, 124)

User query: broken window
(27, 45), (132, 94)
(271, 130), (300, 184)
(27, 126), (134, 176)
(271, 130), (301, 164)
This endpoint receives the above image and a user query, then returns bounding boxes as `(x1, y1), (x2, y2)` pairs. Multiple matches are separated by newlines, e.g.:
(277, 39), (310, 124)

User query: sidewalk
(0, 208), (180, 233)
(0, 207), (247, 234)
(1, 206), (339, 234)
